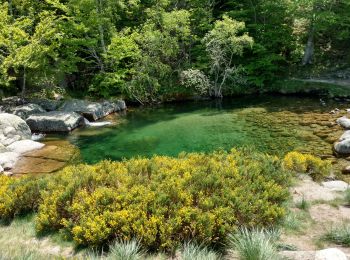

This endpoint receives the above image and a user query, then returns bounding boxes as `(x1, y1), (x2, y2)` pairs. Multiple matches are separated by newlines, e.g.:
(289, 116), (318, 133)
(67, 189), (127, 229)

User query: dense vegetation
(0, 0), (349, 103)
(0, 149), (330, 253)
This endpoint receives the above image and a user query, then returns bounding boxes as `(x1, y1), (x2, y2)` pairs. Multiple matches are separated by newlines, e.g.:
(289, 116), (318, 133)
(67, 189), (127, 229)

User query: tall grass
(107, 239), (145, 260)
(228, 228), (280, 260)
(323, 224), (350, 246)
(179, 242), (221, 260)
(345, 188), (350, 206)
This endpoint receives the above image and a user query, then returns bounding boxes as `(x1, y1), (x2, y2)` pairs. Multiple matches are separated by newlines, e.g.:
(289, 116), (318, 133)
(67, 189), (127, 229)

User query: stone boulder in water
(26, 111), (85, 132)
(59, 99), (126, 121)
(6, 103), (46, 119)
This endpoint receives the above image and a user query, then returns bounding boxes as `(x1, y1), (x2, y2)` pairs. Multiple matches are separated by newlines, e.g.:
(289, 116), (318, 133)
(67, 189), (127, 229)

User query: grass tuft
(228, 227), (280, 260)
(295, 197), (310, 211)
(323, 223), (350, 246)
(108, 239), (145, 260)
(345, 188), (350, 206)
(179, 242), (220, 260)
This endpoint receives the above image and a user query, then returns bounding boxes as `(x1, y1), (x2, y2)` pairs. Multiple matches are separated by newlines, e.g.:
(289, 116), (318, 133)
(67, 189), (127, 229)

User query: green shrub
(179, 242), (220, 260)
(34, 149), (289, 251)
(323, 224), (350, 246)
(0, 149), (292, 252)
(228, 228), (280, 260)
(0, 176), (47, 221)
(283, 152), (331, 181)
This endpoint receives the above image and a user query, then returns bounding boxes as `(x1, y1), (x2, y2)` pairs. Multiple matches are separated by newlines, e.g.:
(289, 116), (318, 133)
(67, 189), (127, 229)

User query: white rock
(0, 152), (19, 170)
(0, 165), (3, 173)
(7, 140), (45, 154)
(337, 116), (350, 129)
(340, 131), (350, 141)
(0, 113), (31, 147)
(322, 181), (349, 192)
(315, 248), (347, 260)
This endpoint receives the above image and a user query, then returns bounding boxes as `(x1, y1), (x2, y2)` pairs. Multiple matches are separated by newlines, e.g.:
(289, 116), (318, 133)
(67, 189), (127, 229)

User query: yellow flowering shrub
(0, 175), (46, 221)
(33, 149), (290, 251)
(283, 151), (331, 181)
(0, 149), (293, 251)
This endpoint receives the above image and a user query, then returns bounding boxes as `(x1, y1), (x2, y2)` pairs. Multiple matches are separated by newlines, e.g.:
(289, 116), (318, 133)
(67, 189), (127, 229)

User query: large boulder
(315, 248), (347, 260)
(0, 113), (31, 147)
(27, 98), (62, 111)
(336, 116), (350, 129)
(59, 99), (126, 121)
(6, 103), (46, 119)
(7, 140), (45, 154)
(26, 111), (85, 132)
(334, 138), (350, 154)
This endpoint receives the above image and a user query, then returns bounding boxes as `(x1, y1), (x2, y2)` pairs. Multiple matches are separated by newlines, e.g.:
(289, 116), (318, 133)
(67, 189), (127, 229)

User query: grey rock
(339, 130), (350, 141)
(0, 113), (31, 147)
(1, 96), (27, 106)
(26, 111), (85, 132)
(7, 140), (45, 154)
(315, 248), (347, 260)
(322, 181), (349, 192)
(334, 138), (350, 154)
(59, 99), (107, 121)
(59, 99), (126, 121)
(337, 116), (350, 129)
(27, 98), (62, 111)
(7, 103), (46, 119)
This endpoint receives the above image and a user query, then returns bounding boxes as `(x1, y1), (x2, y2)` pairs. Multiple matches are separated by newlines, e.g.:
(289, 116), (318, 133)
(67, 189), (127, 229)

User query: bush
(33, 149), (290, 251)
(228, 228), (280, 260)
(283, 152), (331, 181)
(0, 149), (292, 252)
(0, 176), (47, 221)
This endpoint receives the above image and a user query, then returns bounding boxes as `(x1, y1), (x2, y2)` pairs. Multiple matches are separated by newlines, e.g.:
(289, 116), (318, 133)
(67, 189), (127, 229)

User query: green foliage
(295, 197), (310, 211)
(323, 223), (350, 246)
(0, 149), (291, 252)
(108, 239), (145, 260)
(228, 228), (281, 260)
(283, 151), (331, 181)
(345, 189), (350, 206)
(179, 243), (221, 260)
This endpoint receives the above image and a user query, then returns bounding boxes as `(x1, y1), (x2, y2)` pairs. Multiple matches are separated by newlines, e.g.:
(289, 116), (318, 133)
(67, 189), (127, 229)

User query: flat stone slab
(322, 181), (349, 192)
(12, 140), (79, 174)
(26, 111), (84, 132)
(7, 140), (45, 154)
(12, 157), (66, 174)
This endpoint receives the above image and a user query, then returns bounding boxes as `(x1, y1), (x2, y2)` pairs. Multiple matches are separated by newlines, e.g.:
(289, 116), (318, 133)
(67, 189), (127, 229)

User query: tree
(202, 16), (253, 98)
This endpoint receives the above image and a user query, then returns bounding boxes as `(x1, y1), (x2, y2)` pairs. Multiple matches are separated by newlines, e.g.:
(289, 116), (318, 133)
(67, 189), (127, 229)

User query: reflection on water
(50, 95), (348, 164)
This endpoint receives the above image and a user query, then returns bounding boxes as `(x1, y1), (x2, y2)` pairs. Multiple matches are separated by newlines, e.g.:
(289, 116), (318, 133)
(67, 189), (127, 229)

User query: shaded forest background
(0, 0), (349, 103)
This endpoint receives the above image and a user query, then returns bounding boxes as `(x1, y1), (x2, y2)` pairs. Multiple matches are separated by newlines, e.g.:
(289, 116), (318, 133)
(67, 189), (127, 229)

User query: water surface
(52, 95), (345, 164)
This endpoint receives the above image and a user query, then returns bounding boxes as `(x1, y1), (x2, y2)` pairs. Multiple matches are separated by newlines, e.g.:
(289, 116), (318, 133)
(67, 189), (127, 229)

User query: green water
(61, 95), (344, 164)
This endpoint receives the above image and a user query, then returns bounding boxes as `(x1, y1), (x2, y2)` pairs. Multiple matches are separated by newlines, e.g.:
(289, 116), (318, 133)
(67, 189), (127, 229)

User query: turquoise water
(61, 95), (342, 164)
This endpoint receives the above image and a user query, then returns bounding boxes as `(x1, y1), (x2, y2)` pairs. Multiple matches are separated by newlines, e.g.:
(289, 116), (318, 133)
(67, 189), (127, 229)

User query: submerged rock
(12, 140), (79, 174)
(26, 111), (85, 132)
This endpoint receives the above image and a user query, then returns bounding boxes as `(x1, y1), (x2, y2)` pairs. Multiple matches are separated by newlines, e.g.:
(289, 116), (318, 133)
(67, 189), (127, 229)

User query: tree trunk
(302, 22), (315, 66)
(96, 0), (107, 54)
(8, 0), (13, 16)
(21, 67), (26, 97)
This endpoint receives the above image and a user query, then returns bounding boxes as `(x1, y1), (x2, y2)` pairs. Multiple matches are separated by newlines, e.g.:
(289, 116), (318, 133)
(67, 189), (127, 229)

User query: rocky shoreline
(0, 97), (127, 175)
